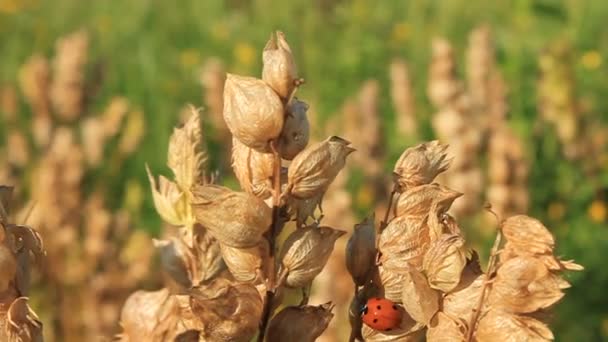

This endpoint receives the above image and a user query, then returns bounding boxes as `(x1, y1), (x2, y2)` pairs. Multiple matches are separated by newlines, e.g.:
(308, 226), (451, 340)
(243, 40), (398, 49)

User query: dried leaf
(146, 165), (190, 226)
(475, 309), (553, 342)
(223, 74), (284, 151)
(168, 109), (208, 191)
(191, 184), (271, 248)
(287, 136), (355, 199)
(262, 31), (298, 99)
(279, 226), (346, 288)
(278, 98), (310, 160)
(393, 141), (451, 191)
(423, 234), (467, 292)
(267, 302), (334, 342)
(231, 136), (274, 199)
(426, 312), (467, 342)
(219, 240), (269, 283)
(400, 267), (440, 324)
(346, 215), (376, 286)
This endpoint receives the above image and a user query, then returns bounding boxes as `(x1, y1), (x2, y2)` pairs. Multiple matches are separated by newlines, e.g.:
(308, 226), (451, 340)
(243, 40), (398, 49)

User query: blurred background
(1, 0), (607, 341)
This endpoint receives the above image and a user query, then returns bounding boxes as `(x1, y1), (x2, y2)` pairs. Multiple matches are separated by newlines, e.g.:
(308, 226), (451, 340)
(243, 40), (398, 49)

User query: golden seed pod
(167, 109), (208, 192)
(266, 302), (334, 342)
(278, 98), (310, 160)
(400, 267), (440, 325)
(426, 312), (467, 342)
(231, 136), (274, 199)
(393, 183), (462, 218)
(393, 141), (451, 191)
(422, 234), (467, 292)
(191, 184), (272, 248)
(501, 215), (555, 255)
(378, 264), (407, 302)
(154, 237), (194, 288)
(146, 165), (190, 226)
(3, 297), (43, 342)
(219, 239), (269, 283)
(345, 215), (376, 286)
(489, 256), (567, 314)
(475, 309), (554, 342)
(279, 226), (346, 288)
(287, 136), (355, 199)
(378, 215), (430, 270)
(262, 31), (298, 99)
(223, 74), (284, 152)
(442, 256), (484, 322)
(118, 289), (181, 341)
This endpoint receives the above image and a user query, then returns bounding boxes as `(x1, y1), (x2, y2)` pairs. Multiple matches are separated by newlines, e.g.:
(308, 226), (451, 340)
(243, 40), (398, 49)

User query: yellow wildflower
(588, 200), (607, 223)
(581, 51), (602, 70)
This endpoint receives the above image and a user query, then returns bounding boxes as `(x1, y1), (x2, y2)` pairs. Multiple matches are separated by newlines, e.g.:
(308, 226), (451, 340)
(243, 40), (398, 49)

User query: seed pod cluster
(267, 302), (335, 342)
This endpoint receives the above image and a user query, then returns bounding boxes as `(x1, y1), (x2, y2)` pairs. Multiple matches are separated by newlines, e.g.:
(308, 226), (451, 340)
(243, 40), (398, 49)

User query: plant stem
(466, 225), (503, 342)
(378, 187), (397, 237)
(257, 140), (282, 342)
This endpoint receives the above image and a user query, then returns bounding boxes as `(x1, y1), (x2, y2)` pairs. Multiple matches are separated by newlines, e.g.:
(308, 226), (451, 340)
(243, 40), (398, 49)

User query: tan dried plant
(119, 31), (352, 342)
(344, 141), (582, 341)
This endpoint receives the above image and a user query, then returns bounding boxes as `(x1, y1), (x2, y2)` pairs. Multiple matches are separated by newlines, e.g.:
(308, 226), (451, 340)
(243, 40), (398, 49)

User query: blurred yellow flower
(211, 22), (229, 41)
(234, 42), (256, 68)
(0, 0), (23, 14)
(179, 48), (201, 68)
(581, 50), (602, 70)
(391, 22), (410, 44)
(547, 202), (566, 220)
(356, 184), (374, 209)
(588, 200), (607, 223)
(124, 179), (144, 214)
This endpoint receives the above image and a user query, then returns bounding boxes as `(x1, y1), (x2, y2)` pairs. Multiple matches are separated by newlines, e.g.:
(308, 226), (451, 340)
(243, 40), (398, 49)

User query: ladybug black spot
(373, 319), (378, 323)
(392, 305), (398, 310)
(376, 305), (382, 310)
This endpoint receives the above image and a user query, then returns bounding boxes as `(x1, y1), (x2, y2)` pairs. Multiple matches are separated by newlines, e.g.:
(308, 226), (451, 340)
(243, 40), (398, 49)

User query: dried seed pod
(191, 184), (271, 248)
(489, 256), (566, 314)
(219, 240), (269, 283)
(266, 302), (334, 342)
(231, 136), (274, 199)
(287, 136), (355, 199)
(378, 264), (407, 302)
(426, 312), (467, 342)
(475, 309), (553, 341)
(3, 297), (43, 342)
(279, 226), (346, 288)
(422, 234), (467, 292)
(223, 74), (284, 151)
(361, 314), (424, 342)
(378, 215), (430, 270)
(193, 226), (226, 282)
(147, 165), (189, 226)
(118, 288), (180, 341)
(278, 98), (310, 160)
(346, 215), (376, 286)
(0, 244), (17, 292)
(400, 267), (440, 325)
(262, 31), (298, 99)
(287, 193), (323, 228)
(394, 184), (462, 219)
(442, 255), (484, 322)
(154, 237), (194, 288)
(393, 141), (451, 191)
(168, 109), (208, 191)
(502, 215), (555, 255)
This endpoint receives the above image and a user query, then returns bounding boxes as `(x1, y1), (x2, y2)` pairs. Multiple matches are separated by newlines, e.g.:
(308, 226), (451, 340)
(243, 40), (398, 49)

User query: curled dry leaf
(287, 136), (355, 199)
(475, 309), (553, 342)
(423, 234), (467, 292)
(426, 312), (467, 342)
(223, 74), (284, 152)
(346, 215), (376, 286)
(191, 184), (271, 248)
(489, 256), (566, 314)
(219, 240), (269, 283)
(231, 136), (274, 199)
(4, 297), (43, 342)
(279, 226), (346, 288)
(266, 302), (334, 342)
(189, 278), (263, 341)
(400, 267), (440, 325)
(278, 98), (310, 160)
(394, 184), (462, 219)
(262, 31), (298, 99)
(393, 141), (451, 191)
(118, 288), (180, 341)
(146, 165), (189, 226)
(378, 216), (429, 270)
(168, 109), (208, 191)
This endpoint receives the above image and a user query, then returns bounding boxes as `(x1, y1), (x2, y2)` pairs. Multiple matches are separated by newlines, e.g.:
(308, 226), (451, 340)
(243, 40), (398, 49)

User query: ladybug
(360, 297), (402, 331)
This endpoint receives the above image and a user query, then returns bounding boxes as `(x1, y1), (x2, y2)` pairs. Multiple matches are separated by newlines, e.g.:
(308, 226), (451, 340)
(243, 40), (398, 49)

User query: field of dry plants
(1, 0), (607, 341)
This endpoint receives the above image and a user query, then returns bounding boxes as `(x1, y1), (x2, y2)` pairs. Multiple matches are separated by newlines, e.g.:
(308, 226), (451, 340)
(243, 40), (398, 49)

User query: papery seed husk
(475, 309), (554, 342)
(378, 264), (407, 302)
(191, 184), (271, 248)
(502, 215), (555, 255)
(223, 74), (284, 152)
(279, 226), (346, 288)
(287, 136), (355, 199)
(192, 225), (226, 282)
(378, 216), (429, 270)
(154, 237), (194, 288)
(346, 215), (376, 286)
(219, 240), (269, 283)
(118, 288), (180, 341)
(262, 31), (298, 99)
(423, 234), (467, 292)
(167, 109), (208, 191)
(4, 297), (43, 342)
(442, 252), (484, 322)
(400, 267), (440, 324)
(231, 136), (274, 199)
(500, 244), (583, 272)
(393, 141), (451, 191)
(489, 256), (565, 314)
(361, 316), (424, 342)
(147, 165), (189, 226)
(278, 98), (310, 160)
(393, 184), (462, 218)
(426, 312), (467, 342)
(267, 303), (334, 342)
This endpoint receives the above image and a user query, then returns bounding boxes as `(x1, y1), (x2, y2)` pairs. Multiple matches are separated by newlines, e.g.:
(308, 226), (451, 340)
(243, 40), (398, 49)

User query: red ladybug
(360, 297), (402, 331)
